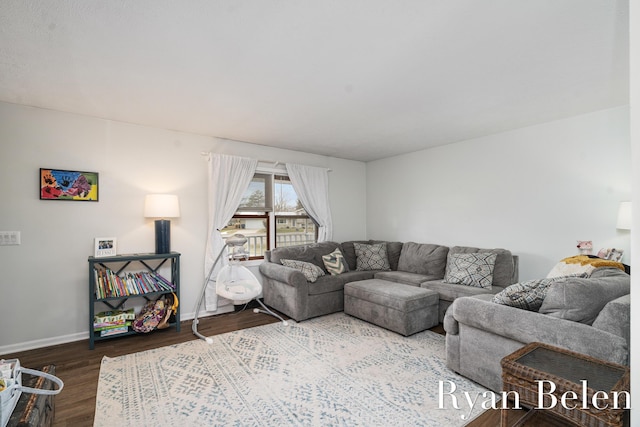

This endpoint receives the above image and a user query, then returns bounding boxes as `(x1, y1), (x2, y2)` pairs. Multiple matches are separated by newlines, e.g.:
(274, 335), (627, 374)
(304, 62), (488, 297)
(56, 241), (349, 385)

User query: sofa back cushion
(268, 241), (341, 272)
(538, 268), (631, 325)
(341, 240), (403, 271)
(397, 242), (449, 277)
(446, 246), (516, 288)
(591, 294), (630, 345)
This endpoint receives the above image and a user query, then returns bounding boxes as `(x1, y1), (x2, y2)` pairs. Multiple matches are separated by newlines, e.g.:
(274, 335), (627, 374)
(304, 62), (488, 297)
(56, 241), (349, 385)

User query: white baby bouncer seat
(215, 260), (261, 303)
(193, 234), (287, 342)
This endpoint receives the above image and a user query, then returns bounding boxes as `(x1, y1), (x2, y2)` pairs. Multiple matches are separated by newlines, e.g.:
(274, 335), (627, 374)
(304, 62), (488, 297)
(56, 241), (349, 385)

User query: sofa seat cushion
(397, 242), (449, 277)
(306, 275), (346, 295)
(269, 241), (341, 272)
(307, 270), (376, 295)
(374, 271), (440, 286)
(539, 267), (630, 324)
(421, 279), (503, 303)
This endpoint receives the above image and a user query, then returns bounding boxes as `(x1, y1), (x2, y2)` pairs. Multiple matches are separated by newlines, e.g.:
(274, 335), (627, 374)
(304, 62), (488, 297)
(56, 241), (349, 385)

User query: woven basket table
(500, 342), (629, 427)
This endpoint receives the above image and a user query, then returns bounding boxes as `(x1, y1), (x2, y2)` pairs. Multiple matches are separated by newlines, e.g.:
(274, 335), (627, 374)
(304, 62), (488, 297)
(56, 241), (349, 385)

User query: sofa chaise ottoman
(344, 278), (439, 336)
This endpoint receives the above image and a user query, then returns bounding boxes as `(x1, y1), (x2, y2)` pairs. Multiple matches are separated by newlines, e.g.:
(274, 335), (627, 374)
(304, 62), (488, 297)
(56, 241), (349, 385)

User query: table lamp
(144, 194), (180, 253)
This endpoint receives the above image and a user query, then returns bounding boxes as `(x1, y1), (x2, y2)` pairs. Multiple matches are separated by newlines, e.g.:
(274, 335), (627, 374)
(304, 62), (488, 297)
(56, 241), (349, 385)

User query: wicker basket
(501, 342), (629, 427)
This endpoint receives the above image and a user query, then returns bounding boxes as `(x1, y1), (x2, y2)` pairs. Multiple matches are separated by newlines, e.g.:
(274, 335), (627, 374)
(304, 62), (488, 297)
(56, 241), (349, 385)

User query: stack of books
(93, 269), (176, 299)
(94, 309), (135, 337)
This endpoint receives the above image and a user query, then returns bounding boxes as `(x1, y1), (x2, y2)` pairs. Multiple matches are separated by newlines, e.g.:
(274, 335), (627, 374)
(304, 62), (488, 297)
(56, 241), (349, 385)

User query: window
(223, 173), (317, 259)
(236, 173), (273, 212)
(274, 175), (317, 248)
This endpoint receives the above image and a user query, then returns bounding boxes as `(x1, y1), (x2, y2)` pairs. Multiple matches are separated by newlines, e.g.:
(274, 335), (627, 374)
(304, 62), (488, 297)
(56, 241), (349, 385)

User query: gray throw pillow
(538, 268), (630, 324)
(280, 259), (326, 283)
(444, 252), (497, 288)
(353, 242), (391, 271)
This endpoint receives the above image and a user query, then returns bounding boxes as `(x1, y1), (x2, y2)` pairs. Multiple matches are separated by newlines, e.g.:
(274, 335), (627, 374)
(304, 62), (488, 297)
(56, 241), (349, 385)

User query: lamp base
(154, 219), (171, 254)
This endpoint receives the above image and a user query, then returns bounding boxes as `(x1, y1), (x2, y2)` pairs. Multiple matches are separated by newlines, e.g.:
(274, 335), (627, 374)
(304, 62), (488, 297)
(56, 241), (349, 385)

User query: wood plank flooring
(2, 308), (521, 427)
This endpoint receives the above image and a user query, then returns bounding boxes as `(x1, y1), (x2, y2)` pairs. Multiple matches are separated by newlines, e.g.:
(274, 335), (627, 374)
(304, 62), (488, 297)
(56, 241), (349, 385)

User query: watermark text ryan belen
(438, 380), (630, 421)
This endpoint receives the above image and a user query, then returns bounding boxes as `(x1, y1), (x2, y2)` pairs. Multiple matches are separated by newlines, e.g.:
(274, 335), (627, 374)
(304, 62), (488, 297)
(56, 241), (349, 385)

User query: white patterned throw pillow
(353, 242), (391, 271)
(491, 276), (574, 311)
(280, 259), (325, 283)
(444, 252), (497, 288)
(322, 248), (349, 275)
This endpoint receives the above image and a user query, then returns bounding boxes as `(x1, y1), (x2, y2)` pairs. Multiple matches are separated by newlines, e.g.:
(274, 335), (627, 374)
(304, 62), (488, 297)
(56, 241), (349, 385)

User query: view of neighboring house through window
(221, 173), (318, 258)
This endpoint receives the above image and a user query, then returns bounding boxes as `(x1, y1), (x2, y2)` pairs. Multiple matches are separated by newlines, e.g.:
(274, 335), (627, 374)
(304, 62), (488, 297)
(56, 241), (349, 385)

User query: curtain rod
(200, 152), (276, 164)
(200, 152), (331, 172)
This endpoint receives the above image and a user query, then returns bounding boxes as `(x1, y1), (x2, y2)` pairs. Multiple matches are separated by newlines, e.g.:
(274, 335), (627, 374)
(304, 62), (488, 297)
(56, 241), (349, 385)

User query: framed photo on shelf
(94, 237), (117, 258)
(596, 248), (624, 262)
(40, 168), (99, 201)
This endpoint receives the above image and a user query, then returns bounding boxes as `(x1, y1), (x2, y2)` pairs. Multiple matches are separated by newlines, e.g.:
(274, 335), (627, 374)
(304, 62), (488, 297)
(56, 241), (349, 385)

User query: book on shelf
(94, 308), (135, 325)
(100, 325), (129, 337)
(93, 268), (176, 299)
(95, 321), (132, 331)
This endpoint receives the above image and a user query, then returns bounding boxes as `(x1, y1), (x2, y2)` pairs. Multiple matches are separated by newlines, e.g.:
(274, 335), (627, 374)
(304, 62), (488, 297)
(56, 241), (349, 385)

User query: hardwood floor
(2, 308), (519, 427)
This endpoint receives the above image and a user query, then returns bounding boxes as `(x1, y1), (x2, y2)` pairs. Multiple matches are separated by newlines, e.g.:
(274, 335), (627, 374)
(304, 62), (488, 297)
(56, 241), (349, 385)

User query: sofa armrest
(451, 295), (629, 365)
(259, 261), (308, 287)
(443, 304), (460, 335)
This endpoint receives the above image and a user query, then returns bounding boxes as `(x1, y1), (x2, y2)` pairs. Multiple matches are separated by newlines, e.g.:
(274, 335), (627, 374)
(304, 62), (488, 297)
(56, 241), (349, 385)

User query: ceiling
(0, 1), (629, 162)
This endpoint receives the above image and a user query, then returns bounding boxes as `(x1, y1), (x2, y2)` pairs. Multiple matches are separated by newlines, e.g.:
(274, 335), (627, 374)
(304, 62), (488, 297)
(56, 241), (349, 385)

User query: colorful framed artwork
(40, 168), (99, 201)
(94, 237), (117, 258)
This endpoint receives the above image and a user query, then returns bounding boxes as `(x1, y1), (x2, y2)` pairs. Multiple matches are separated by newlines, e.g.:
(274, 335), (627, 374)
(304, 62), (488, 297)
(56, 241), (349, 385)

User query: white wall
(0, 102), (367, 352)
(367, 106), (631, 280)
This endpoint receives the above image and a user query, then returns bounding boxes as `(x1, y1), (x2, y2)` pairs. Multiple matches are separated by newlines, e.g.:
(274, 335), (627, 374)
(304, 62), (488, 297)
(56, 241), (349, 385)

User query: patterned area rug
(94, 313), (488, 426)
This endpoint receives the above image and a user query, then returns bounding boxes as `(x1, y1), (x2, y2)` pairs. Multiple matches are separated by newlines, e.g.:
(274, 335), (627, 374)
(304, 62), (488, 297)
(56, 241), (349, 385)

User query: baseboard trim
(0, 331), (88, 355)
(0, 307), (237, 355)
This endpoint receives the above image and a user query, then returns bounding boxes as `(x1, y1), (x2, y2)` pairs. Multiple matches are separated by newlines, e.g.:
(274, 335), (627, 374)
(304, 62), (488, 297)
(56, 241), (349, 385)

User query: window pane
(221, 217), (268, 258)
(274, 176), (302, 215)
(237, 174), (272, 211)
(275, 216), (317, 248)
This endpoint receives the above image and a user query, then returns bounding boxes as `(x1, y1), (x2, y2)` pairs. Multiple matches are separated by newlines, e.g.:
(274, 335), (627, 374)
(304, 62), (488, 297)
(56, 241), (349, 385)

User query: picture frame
(596, 248), (624, 262)
(94, 237), (117, 258)
(40, 168), (99, 201)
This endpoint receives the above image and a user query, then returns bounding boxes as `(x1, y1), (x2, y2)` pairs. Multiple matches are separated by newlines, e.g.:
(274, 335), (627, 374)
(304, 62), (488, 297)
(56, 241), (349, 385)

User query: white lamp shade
(616, 201), (631, 230)
(144, 194), (180, 218)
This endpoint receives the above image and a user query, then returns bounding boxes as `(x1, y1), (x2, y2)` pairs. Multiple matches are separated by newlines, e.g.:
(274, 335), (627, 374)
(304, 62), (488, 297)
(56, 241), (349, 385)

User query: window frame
(274, 213), (319, 249)
(235, 173), (273, 213)
(225, 213), (270, 261)
(229, 171), (318, 260)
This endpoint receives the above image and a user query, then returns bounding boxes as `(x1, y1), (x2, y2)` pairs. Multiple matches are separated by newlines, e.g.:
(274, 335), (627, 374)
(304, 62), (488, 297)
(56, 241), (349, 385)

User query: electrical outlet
(0, 231), (21, 246)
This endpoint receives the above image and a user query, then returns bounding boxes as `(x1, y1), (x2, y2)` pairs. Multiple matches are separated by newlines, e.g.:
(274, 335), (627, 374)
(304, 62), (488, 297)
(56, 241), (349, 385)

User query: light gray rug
(94, 313), (487, 426)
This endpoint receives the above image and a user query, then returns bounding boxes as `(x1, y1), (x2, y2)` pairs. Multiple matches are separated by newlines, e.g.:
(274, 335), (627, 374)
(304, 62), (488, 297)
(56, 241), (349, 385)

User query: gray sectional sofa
(444, 267), (631, 392)
(258, 240), (519, 322)
(259, 240), (631, 396)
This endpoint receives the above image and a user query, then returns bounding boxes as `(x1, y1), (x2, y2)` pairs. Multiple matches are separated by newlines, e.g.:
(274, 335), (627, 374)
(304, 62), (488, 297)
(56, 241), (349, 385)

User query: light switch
(0, 231), (21, 245)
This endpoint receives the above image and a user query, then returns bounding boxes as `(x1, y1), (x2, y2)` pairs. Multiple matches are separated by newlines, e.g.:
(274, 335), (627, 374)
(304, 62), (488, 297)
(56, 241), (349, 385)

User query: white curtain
(285, 163), (333, 242)
(204, 153), (258, 311)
